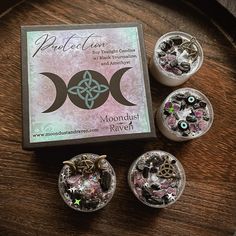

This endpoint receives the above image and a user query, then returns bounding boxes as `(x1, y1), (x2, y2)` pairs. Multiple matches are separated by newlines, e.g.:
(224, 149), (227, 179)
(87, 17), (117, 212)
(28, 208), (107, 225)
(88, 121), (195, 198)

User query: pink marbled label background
(27, 26), (151, 143)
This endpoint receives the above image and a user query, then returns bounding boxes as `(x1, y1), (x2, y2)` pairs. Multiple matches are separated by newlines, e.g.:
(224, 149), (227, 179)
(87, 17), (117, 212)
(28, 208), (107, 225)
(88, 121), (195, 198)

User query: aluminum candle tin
(58, 153), (116, 212)
(156, 88), (214, 141)
(150, 31), (203, 86)
(128, 150), (186, 208)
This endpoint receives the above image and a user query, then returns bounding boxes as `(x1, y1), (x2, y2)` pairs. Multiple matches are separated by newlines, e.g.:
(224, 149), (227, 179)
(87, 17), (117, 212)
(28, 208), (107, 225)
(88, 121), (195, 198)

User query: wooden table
(0, 1), (235, 235)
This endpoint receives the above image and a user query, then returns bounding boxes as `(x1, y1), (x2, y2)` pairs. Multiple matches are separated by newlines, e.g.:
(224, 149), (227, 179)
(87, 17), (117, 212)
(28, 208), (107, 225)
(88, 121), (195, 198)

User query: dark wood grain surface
(0, 0), (236, 235)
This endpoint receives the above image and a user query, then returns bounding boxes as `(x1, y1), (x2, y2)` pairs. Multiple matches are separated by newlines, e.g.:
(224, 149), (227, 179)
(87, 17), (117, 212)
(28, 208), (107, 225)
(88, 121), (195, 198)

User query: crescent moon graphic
(40, 72), (67, 113)
(110, 67), (135, 106)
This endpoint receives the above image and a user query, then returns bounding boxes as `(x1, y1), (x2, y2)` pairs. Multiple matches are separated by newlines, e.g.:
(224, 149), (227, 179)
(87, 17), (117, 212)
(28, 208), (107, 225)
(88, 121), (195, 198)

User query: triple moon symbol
(40, 67), (135, 112)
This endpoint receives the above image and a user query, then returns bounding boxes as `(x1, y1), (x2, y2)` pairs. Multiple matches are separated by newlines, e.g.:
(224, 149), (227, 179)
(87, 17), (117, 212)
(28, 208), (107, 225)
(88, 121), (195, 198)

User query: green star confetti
(168, 106), (174, 113)
(74, 199), (81, 205)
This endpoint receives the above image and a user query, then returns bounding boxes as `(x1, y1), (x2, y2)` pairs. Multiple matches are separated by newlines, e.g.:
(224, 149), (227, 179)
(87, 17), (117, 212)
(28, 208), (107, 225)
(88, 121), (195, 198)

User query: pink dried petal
(133, 172), (146, 187)
(198, 120), (208, 131)
(189, 123), (197, 132)
(153, 190), (165, 198)
(173, 103), (180, 112)
(134, 171), (142, 180)
(172, 67), (182, 75)
(159, 56), (168, 66)
(166, 187), (177, 195)
(167, 54), (176, 61)
(195, 110), (203, 118)
(135, 187), (142, 196)
(160, 182), (170, 189)
(167, 116), (176, 128)
(135, 178), (146, 187)
(164, 64), (173, 72)
(67, 175), (82, 185)
(164, 102), (172, 110)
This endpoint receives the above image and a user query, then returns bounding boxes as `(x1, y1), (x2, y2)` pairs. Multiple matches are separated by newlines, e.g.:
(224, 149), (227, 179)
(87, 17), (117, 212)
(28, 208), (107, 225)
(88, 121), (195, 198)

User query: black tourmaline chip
(82, 199), (99, 210)
(178, 62), (190, 73)
(203, 116), (210, 121)
(142, 186), (151, 199)
(170, 59), (178, 67)
(150, 167), (158, 173)
(71, 192), (82, 200)
(193, 103), (200, 109)
(160, 41), (171, 52)
(146, 197), (164, 205)
(151, 184), (160, 190)
(182, 131), (189, 136)
(153, 156), (164, 167)
(190, 109), (195, 116)
(173, 112), (179, 120)
(90, 199), (100, 209)
(146, 155), (164, 167)
(180, 101), (186, 110)
(164, 110), (171, 116)
(170, 35), (183, 45)
(146, 155), (160, 166)
(158, 51), (166, 57)
(166, 39), (173, 47)
(186, 115), (197, 123)
(199, 101), (207, 108)
(100, 171), (111, 191)
(171, 126), (178, 131)
(142, 167), (149, 178)
(174, 93), (186, 101)
(162, 195), (170, 204)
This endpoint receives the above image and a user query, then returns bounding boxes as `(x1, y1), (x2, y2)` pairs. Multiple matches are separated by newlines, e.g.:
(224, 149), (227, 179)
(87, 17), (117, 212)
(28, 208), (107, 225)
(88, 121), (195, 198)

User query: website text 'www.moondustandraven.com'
(32, 128), (99, 138)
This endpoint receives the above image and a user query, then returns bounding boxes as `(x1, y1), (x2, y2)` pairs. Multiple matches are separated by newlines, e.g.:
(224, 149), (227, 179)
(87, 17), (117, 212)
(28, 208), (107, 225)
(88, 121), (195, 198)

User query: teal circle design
(68, 70), (109, 109)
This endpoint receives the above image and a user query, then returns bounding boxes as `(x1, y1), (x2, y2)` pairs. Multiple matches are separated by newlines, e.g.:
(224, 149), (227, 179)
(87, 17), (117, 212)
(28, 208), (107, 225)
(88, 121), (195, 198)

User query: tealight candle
(128, 150), (186, 208)
(58, 153), (116, 212)
(156, 88), (214, 141)
(149, 31), (203, 86)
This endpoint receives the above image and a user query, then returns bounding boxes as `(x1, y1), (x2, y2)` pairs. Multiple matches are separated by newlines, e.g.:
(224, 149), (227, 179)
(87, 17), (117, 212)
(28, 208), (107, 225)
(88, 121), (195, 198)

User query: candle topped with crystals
(58, 153), (116, 212)
(128, 151), (186, 208)
(150, 31), (203, 86)
(156, 88), (214, 141)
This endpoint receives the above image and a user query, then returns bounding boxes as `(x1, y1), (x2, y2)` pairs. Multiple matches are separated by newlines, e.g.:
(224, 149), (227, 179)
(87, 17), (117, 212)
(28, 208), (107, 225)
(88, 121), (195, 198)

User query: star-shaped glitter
(167, 193), (176, 201)
(60, 173), (66, 183)
(68, 186), (77, 193)
(78, 185), (85, 191)
(61, 173), (66, 179)
(74, 199), (81, 205)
